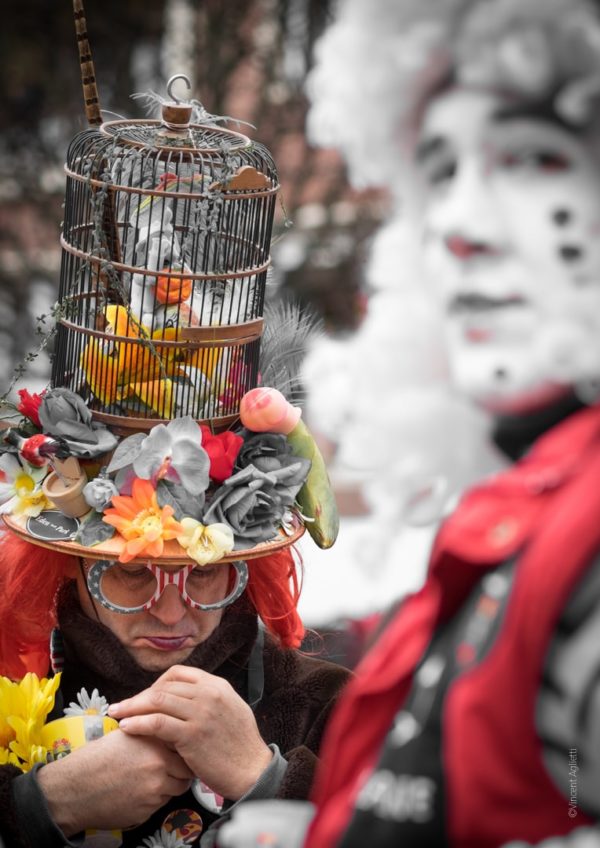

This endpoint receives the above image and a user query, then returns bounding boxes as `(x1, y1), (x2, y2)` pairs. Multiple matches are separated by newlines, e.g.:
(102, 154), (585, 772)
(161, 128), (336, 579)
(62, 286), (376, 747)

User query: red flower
(17, 389), (45, 429)
(200, 426), (243, 483)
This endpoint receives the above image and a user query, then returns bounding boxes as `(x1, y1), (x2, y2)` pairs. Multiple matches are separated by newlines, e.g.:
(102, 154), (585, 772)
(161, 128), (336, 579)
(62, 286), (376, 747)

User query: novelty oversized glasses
(86, 559), (248, 615)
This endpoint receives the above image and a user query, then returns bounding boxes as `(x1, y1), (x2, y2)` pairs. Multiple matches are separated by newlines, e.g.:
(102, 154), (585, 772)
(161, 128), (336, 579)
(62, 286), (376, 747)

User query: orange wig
(0, 533), (304, 680)
(0, 533), (71, 680)
(246, 547), (305, 650)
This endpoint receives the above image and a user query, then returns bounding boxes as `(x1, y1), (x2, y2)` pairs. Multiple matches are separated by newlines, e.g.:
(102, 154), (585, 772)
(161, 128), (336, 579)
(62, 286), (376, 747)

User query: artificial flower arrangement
(0, 674), (115, 772)
(0, 382), (338, 564)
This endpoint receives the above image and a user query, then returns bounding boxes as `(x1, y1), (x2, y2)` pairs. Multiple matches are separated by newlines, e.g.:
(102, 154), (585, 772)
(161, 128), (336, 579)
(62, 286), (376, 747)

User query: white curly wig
(299, 0), (600, 620)
(307, 0), (600, 190)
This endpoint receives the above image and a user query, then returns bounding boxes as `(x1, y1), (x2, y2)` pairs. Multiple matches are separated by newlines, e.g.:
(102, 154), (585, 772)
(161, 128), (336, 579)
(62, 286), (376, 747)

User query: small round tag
(26, 509), (80, 541)
(191, 779), (225, 814)
(162, 809), (203, 844)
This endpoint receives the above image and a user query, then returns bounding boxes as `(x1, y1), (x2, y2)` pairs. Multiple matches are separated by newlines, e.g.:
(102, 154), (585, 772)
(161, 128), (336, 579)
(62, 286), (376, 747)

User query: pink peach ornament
(239, 388), (302, 435)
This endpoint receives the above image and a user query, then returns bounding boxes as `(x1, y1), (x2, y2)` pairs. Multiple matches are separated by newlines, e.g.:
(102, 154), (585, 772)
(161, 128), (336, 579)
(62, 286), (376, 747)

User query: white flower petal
(166, 415), (203, 442)
(0, 481), (15, 502)
(0, 453), (21, 480)
(0, 495), (18, 513)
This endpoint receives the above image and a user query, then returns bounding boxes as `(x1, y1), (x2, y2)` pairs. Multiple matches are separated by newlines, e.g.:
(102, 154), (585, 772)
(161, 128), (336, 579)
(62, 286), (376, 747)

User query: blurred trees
(0, 0), (385, 393)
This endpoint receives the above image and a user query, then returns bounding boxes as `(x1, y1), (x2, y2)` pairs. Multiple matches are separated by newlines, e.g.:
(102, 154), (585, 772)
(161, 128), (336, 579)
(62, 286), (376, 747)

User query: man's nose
(149, 584), (188, 624)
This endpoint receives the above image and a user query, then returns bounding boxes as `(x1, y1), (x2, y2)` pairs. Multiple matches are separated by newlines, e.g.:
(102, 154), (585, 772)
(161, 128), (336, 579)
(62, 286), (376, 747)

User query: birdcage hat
(0, 65), (338, 568)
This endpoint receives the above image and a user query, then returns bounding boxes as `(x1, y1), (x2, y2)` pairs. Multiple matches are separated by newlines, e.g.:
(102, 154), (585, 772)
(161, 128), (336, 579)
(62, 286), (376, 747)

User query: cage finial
(161, 74), (193, 133)
(73, 0), (103, 127)
(166, 74), (192, 104)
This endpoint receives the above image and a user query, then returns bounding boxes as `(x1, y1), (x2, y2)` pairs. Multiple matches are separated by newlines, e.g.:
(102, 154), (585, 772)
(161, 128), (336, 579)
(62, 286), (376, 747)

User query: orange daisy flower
(102, 478), (183, 563)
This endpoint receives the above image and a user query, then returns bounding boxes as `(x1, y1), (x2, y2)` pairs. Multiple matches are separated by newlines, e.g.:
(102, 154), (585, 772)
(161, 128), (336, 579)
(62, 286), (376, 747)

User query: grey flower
(133, 417), (209, 497)
(38, 388), (117, 458)
(204, 449), (309, 549)
(236, 432), (287, 468)
(83, 475), (119, 512)
(203, 466), (285, 548)
(236, 433), (310, 505)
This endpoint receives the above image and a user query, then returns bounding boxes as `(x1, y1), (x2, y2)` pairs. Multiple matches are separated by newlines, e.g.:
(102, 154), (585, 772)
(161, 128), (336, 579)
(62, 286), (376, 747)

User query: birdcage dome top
(65, 124), (279, 200)
(101, 118), (252, 154)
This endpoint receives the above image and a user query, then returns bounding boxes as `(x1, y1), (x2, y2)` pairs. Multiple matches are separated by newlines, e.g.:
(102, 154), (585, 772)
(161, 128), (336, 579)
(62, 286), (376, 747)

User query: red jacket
(308, 404), (600, 847)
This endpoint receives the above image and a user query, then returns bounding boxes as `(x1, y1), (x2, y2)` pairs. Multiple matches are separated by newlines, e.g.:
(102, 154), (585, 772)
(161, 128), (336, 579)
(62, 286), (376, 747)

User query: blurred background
(0, 0), (388, 398)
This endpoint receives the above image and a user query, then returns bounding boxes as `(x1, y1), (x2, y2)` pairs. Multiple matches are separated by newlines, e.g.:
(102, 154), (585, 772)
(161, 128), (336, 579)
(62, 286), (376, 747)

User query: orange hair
(0, 534), (304, 679)
(246, 547), (305, 650)
(0, 534), (72, 680)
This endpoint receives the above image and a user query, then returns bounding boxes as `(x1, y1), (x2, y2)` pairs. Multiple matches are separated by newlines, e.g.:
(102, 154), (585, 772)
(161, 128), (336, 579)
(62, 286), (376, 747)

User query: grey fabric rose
(236, 433), (311, 505)
(83, 475), (119, 512)
(236, 433), (291, 469)
(203, 466), (287, 548)
(38, 388), (117, 458)
(204, 439), (310, 549)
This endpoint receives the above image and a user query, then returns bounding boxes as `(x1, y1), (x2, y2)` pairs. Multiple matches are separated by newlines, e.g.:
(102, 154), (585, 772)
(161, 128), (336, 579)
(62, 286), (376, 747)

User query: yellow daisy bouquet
(0, 672), (61, 771)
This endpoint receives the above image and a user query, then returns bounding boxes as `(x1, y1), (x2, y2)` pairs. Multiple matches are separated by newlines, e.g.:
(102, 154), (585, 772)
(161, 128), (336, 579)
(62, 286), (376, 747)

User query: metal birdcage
(52, 94), (279, 434)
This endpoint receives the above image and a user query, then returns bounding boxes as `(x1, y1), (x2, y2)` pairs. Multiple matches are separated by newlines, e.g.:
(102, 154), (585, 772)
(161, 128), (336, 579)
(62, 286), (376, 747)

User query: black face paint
(559, 245), (584, 262)
(552, 208), (572, 226)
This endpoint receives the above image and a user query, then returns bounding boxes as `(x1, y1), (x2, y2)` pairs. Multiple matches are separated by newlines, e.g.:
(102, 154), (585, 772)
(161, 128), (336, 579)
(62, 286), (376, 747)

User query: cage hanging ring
(166, 74), (192, 103)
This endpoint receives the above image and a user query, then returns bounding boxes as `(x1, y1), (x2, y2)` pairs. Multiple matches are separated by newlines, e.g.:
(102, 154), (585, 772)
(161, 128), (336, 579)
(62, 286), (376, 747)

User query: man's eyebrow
(414, 135), (446, 163)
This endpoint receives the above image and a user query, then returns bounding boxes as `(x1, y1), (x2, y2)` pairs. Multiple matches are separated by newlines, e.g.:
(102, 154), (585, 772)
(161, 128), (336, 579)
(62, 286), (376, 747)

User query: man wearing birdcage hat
(0, 13), (346, 846)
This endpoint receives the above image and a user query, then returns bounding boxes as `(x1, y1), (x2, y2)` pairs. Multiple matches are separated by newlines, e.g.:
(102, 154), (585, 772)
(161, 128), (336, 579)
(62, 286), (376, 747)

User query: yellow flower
(12, 485), (53, 517)
(8, 717), (49, 771)
(102, 478), (183, 563)
(0, 678), (20, 747)
(177, 517), (234, 565)
(0, 747), (20, 768)
(17, 673), (61, 726)
(0, 672), (61, 772)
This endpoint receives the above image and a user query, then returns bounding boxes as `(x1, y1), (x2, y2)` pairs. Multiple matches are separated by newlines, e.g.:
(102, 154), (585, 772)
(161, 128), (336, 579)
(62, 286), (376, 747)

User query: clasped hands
(37, 666), (272, 836)
(109, 664), (273, 800)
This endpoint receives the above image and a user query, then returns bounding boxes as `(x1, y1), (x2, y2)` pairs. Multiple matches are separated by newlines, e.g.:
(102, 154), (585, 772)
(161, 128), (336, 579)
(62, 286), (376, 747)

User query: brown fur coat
(0, 582), (350, 847)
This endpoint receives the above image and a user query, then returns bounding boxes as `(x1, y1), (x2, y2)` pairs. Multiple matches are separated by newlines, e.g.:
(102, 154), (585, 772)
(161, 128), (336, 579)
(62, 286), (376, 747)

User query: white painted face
(416, 88), (600, 413)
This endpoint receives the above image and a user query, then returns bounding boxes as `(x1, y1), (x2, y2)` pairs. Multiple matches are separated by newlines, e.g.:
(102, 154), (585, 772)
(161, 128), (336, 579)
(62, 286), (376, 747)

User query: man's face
(76, 560), (230, 672)
(415, 88), (600, 413)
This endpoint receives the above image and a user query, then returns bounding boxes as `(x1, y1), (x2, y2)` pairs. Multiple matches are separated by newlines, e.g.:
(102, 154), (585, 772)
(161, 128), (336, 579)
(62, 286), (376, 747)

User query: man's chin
(127, 644), (197, 672)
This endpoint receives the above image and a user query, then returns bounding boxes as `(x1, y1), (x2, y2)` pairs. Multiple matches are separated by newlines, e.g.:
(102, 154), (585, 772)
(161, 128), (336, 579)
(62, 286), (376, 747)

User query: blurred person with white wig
(217, 0), (600, 845)
(297, 211), (504, 629)
(295, 0), (516, 630)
